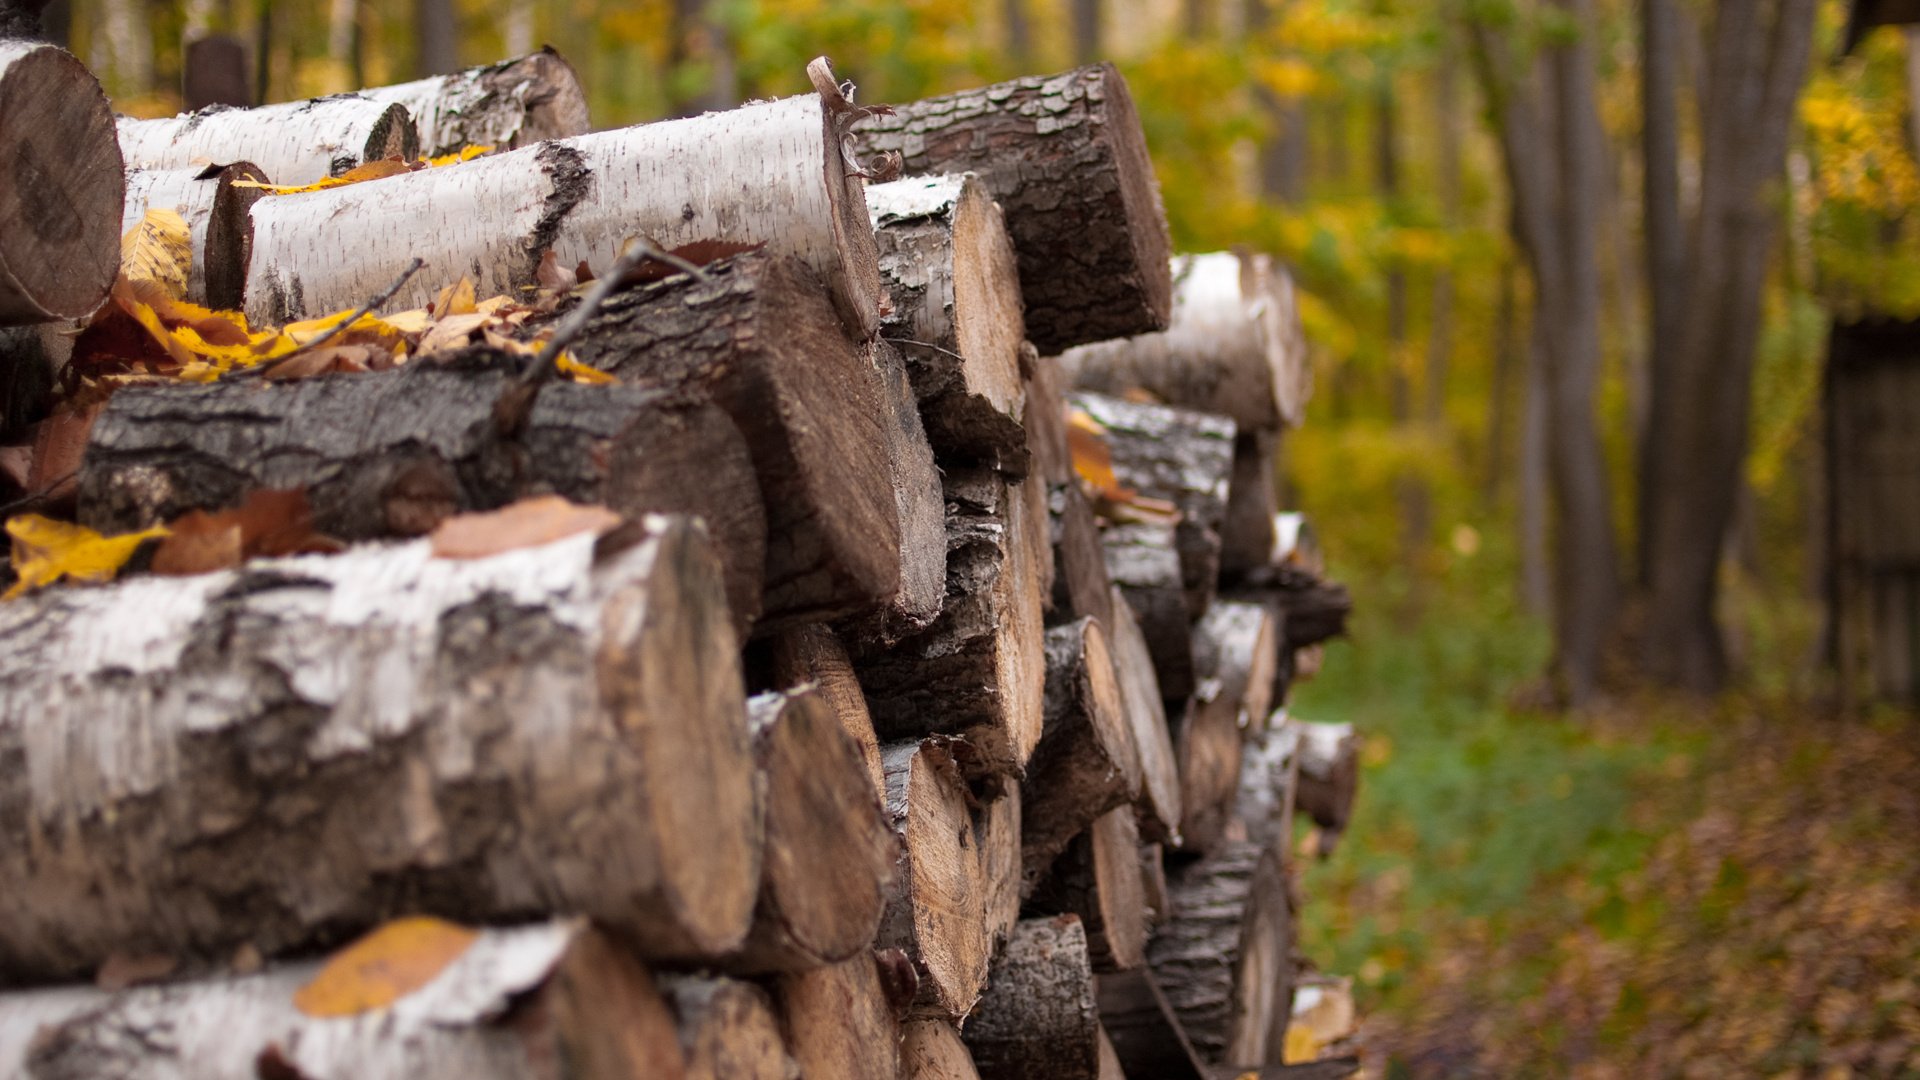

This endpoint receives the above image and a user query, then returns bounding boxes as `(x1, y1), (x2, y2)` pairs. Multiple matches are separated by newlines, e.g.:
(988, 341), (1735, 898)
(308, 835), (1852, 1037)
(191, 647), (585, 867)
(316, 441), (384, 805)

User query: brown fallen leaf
(151, 489), (341, 576)
(428, 495), (622, 560)
(262, 344), (373, 381)
(292, 917), (479, 1018)
(150, 514), (243, 576)
(535, 249), (577, 293)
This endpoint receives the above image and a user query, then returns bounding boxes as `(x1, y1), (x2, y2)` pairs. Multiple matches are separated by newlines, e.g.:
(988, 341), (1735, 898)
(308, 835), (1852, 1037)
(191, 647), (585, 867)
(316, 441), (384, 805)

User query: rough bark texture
(775, 953), (901, 1080)
(1094, 968), (1212, 1080)
(1221, 431), (1280, 580)
(1060, 251), (1310, 433)
(877, 739), (990, 1021)
(121, 161), (267, 310)
(976, 780), (1023, 951)
(118, 94), (417, 188)
(1026, 807), (1148, 973)
(1148, 841), (1295, 1067)
(244, 92), (880, 338)
(962, 916), (1102, 1080)
(661, 974), (796, 1080)
(356, 47), (591, 156)
(1103, 520), (1194, 700)
(563, 255), (899, 628)
(2, 921), (689, 1080)
(868, 174), (1028, 468)
(854, 466), (1045, 782)
(727, 689), (898, 974)
(1021, 618), (1144, 894)
(0, 40), (122, 323)
(846, 339), (947, 641)
(0, 522), (761, 983)
(853, 64), (1173, 354)
(903, 1019), (983, 1080)
(762, 623), (886, 800)
(1108, 583), (1184, 845)
(78, 349), (768, 634)
(1050, 481), (1114, 628)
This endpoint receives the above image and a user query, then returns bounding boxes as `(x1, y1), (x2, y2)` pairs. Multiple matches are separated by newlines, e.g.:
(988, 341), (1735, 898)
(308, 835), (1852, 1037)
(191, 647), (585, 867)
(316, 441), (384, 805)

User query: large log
(0, 40), (123, 324)
(975, 781), (1023, 951)
(853, 64), (1172, 354)
(1060, 250), (1310, 433)
(762, 623), (886, 799)
(962, 916), (1102, 1080)
(1026, 807), (1148, 973)
(854, 465), (1045, 781)
(727, 689), (898, 974)
(1220, 431), (1280, 580)
(1148, 841), (1296, 1068)
(876, 739), (990, 1020)
(775, 953), (902, 1080)
(1107, 584), (1183, 845)
(1020, 617), (1143, 893)
(1103, 520), (1194, 700)
(1, 921), (689, 1080)
(120, 161), (268, 310)
(662, 974), (795, 1080)
(868, 174), (1027, 467)
(903, 1019), (983, 1080)
(1179, 600), (1281, 853)
(244, 90), (881, 337)
(77, 348), (768, 633)
(0, 521), (761, 983)
(118, 93), (418, 188)
(355, 48), (591, 156)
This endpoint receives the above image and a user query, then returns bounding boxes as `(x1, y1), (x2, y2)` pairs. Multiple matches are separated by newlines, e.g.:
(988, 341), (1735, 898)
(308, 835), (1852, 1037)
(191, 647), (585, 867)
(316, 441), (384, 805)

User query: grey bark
(356, 48), (590, 156)
(963, 917), (1102, 1080)
(1148, 841), (1295, 1067)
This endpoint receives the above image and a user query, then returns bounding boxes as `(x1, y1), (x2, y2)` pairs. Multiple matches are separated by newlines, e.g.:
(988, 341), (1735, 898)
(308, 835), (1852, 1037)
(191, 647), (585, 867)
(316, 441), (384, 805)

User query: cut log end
(663, 975), (795, 1080)
(879, 739), (990, 1020)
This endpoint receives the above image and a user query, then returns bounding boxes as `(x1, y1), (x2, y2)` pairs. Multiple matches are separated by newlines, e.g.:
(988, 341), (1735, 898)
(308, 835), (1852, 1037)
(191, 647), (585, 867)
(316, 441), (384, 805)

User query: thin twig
(522, 238), (711, 387)
(883, 335), (969, 367)
(223, 258), (426, 381)
(0, 469), (78, 518)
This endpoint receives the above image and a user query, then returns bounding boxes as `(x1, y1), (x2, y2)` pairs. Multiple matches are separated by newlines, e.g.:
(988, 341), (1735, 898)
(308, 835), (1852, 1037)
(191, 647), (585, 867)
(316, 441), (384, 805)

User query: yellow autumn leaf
(232, 157), (415, 195)
(425, 144), (494, 167)
(556, 351), (616, 385)
(6, 515), (168, 598)
(292, 917), (479, 1018)
(433, 277), (478, 318)
(121, 209), (192, 299)
(1067, 408), (1128, 499)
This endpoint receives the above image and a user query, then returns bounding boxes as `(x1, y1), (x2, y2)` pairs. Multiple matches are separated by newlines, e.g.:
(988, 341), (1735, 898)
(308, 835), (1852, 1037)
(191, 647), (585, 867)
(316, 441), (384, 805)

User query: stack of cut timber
(0, 42), (1368, 1080)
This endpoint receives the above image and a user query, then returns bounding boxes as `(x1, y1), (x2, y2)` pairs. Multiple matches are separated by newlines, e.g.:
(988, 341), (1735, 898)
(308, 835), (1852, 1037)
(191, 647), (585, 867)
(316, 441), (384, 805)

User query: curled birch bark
(0, 521), (762, 983)
(120, 161), (268, 311)
(117, 93), (419, 188)
(0, 40), (123, 323)
(356, 47), (591, 157)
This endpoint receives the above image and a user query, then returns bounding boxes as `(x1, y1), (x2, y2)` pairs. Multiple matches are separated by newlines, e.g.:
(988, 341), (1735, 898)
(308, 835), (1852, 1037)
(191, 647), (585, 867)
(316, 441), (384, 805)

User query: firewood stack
(0, 37), (1362, 1080)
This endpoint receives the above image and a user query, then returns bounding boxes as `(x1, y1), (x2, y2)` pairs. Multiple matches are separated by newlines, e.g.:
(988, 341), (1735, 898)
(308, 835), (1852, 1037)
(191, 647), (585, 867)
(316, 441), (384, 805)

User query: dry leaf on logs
(292, 916), (480, 1018)
(432, 277), (478, 318)
(535, 250), (578, 293)
(428, 496), (622, 560)
(151, 488), (341, 576)
(95, 951), (179, 992)
(1066, 408), (1135, 503)
(5, 514), (167, 597)
(120, 208), (192, 298)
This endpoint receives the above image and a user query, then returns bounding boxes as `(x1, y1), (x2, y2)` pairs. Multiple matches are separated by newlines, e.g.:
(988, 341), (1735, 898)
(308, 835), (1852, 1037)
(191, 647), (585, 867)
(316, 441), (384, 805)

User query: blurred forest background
(47, 0), (1920, 1072)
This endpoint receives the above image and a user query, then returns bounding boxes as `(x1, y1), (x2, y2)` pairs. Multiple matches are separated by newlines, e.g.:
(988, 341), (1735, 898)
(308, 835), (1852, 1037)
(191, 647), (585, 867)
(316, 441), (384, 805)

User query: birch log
(244, 91), (881, 336)
(1061, 251), (1311, 432)
(77, 349), (768, 633)
(1021, 618), (1143, 893)
(1108, 584), (1183, 845)
(962, 917), (1102, 1080)
(0, 40), (123, 324)
(903, 1020), (982, 1080)
(726, 689), (898, 974)
(0, 521), (761, 983)
(868, 174), (1027, 467)
(120, 161), (267, 309)
(2, 921), (689, 1080)
(1027, 807), (1149, 973)
(853, 64), (1172, 354)
(355, 47), (591, 156)
(975, 781), (1023, 950)
(1103, 520), (1194, 700)
(876, 739), (990, 1021)
(662, 975), (796, 1080)
(117, 94), (418, 188)
(776, 953), (902, 1080)
(1148, 841), (1296, 1067)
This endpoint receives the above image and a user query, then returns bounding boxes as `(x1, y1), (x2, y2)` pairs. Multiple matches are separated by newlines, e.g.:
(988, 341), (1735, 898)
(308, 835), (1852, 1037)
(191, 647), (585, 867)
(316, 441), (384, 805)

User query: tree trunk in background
(414, 0), (457, 77)
(1377, 76), (1428, 576)
(1484, 254), (1517, 510)
(93, 0), (151, 93)
(504, 0), (536, 56)
(1072, 0), (1101, 63)
(1642, 0), (1817, 692)
(253, 0), (271, 103)
(1639, 0), (1685, 592)
(1005, 0), (1032, 69)
(1906, 28), (1920, 157)
(1247, 0), (1307, 202)
(668, 0), (738, 115)
(1520, 317), (1554, 621)
(1428, 23), (1461, 430)
(327, 0), (365, 90)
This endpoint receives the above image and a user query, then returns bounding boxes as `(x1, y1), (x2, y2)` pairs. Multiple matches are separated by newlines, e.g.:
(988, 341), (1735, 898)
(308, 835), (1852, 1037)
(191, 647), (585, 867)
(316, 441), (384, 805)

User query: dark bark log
(118, 94), (417, 189)
(854, 466), (1046, 782)
(1021, 618), (1144, 893)
(763, 623), (886, 799)
(1027, 351), (1074, 488)
(904, 1019), (983, 1080)
(122, 160), (266, 311)
(78, 348), (768, 634)
(877, 739), (990, 1020)
(0, 40), (122, 324)
(181, 33), (251, 110)
(1221, 431), (1280, 581)
(1026, 807), (1147, 973)
(868, 174), (1028, 469)
(1095, 968), (1211, 1080)
(844, 339), (947, 641)
(726, 689), (899, 974)
(0, 521), (761, 983)
(853, 64), (1171, 354)
(963, 916), (1101, 1080)
(4, 922), (689, 1080)
(1178, 600), (1279, 854)
(1104, 521), (1194, 700)
(1050, 481), (1115, 628)
(358, 47), (590, 156)
(775, 953), (902, 1080)
(662, 974), (795, 1080)
(1107, 583), (1184, 845)
(1148, 841), (1295, 1067)
(976, 780), (1023, 951)
(1232, 563), (1352, 653)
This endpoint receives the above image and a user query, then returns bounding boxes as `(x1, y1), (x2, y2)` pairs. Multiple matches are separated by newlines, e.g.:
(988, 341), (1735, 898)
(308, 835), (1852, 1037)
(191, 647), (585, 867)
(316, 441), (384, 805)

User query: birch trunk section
(117, 95), (418, 188)
(120, 162), (267, 310)
(0, 522), (761, 983)
(355, 48), (591, 157)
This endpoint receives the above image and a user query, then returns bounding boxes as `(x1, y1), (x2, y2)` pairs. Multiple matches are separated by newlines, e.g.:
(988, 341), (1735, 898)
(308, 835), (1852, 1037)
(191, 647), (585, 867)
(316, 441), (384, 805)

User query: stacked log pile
(0, 36), (1365, 1080)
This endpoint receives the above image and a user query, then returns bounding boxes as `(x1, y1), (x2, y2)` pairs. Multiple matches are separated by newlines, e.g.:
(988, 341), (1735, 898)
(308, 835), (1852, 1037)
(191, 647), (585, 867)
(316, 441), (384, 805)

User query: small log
(2, 921), (688, 1080)
(1220, 431), (1280, 580)
(120, 161), (268, 310)
(1194, 600), (1281, 739)
(245, 90), (880, 336)
(877, 739), (990, 1020)
(1288, 720), (1359, 847)
(662, 974), (796, 1080)
(1021, 618), (1143, 894)
(1179, 600), (1281, 853)
(1107, 583), (1183, 845)
(902, 1019), (982, 1080)
(775, 953), (901, 1080)
(854, 466), (1045, 781)
(355, 47), (591, 156)
(975, 781), (1023, 951)
(1060, 250), (1310, 433)
(1238, 563), (1352, 652)
(854, 64), (1172, 354)
(1103, 520), (1194, 700)
(1050, 481), (1114, 628)
(118, 93), (418, 188)
(1026, 807), (1148, 973)
(181, 33), (253, 110)
(1094, 969), (1211, 1080)
(0, 521), (761, 983)
(1148, 841), (1296, 1068)
(727, 689), (898, 974)
(962, 916), (1101, 1080)
(763, 623), (886, 799)
(1026, 351), (1074, 488)
(868, 174), (1027, 467)
(849, 339), (947, 640)
(0, 40), (123, 324)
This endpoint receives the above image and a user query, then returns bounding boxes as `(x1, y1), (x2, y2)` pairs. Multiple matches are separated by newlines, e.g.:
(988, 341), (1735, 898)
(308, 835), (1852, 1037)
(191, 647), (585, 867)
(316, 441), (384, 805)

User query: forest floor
(1291, 565), (1920, 1078)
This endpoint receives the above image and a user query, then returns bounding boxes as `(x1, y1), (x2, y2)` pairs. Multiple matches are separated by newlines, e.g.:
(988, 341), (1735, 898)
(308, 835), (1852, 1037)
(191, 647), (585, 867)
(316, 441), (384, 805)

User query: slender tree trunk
(1005, 0), (1032, 69)
(1485, 252), (1517, 509)
(1906, 28), (1920, 158)
(1072, 0), (1101, 63)
(1520, 317), (1554, 621)
(414, 0), (457, 77)
(667, 0), (737, 114)
(1640, 0), (1685, 590)
(504, 0), (536, 57)
(1428, 23), (1461, 429)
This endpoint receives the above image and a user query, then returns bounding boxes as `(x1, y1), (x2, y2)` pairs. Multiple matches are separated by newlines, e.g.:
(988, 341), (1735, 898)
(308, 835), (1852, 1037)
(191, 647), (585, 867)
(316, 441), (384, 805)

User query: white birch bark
(242, 91), (881, 336)
(120, 163), (262, 307)
(116, 94), (419, 188)
(355, 48), (591, 157)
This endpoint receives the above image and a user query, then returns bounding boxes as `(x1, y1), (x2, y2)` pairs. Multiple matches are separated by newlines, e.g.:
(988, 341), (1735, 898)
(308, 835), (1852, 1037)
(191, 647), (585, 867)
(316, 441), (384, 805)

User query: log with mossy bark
(354, 47), (591, 157)
(0, 521), (761, 984)
(876, 739), (990, 1021)
(117, 93), (419, 188)
(962, 916), (1103, 1080)
(120, 161), (267, 310)
(1148, 840), (1296, 1068)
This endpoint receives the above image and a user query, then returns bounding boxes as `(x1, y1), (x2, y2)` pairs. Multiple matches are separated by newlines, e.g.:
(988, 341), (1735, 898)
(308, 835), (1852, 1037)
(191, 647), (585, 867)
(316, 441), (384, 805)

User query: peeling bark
(356, 48), (590, 156)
